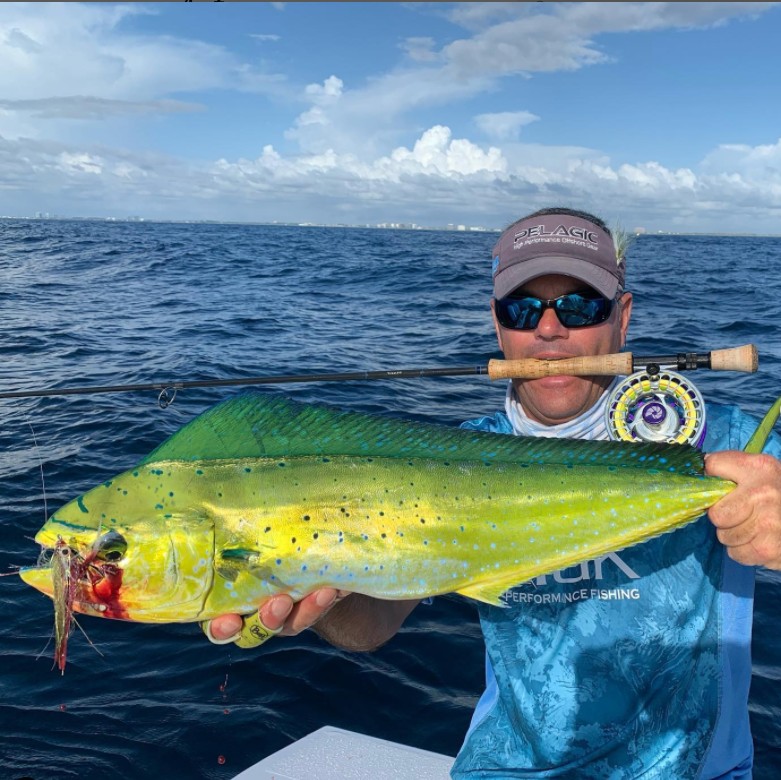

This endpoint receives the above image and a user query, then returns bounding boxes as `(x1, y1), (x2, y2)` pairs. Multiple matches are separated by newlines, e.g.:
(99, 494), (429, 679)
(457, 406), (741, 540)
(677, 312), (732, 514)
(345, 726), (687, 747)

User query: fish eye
(94, 531), (127, 562)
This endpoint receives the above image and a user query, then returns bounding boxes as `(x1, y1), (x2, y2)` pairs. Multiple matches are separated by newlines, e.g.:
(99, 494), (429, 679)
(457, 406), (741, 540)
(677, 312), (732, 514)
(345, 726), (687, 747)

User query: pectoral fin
(217, 547), (276, 584)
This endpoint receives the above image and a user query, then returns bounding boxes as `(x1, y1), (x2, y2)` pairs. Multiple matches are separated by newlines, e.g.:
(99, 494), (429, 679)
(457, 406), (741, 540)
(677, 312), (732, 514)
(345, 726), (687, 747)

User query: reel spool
(605, 368), (706, 447)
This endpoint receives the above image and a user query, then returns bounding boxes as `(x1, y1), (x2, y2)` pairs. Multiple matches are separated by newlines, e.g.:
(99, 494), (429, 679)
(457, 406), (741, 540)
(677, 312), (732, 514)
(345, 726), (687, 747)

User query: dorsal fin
(139, 391), (704, 475)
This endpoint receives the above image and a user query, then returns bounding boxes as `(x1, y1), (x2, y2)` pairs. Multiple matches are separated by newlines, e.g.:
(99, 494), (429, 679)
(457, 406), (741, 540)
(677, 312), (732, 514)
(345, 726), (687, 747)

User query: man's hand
(706, 451), (781, 570)
(204, 588), (349, 648)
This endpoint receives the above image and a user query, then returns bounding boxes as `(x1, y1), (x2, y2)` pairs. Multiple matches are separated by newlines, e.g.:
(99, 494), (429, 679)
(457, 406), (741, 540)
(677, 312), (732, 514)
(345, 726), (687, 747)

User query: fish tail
(744, 396), (781, 454)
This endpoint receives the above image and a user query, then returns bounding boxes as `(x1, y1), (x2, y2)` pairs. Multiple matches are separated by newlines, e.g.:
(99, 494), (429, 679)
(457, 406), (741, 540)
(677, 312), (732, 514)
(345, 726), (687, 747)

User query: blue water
(0, 219), (779, 778)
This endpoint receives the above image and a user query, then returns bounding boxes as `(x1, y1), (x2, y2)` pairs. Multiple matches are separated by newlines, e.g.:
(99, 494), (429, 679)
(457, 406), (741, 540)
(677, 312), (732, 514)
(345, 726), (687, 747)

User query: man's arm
(206, 590), (421, 651)
(311, 594), (421, 651)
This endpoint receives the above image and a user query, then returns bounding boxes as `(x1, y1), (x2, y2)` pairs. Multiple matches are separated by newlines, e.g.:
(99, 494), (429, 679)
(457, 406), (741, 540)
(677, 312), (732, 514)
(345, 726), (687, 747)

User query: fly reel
(605, 368), (706, 447)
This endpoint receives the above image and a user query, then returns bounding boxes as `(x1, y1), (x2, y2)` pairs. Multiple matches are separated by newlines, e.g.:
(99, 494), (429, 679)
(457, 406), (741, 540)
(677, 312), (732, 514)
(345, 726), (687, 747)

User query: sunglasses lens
(496, 293), (613, 330)
(554, 294), (612, 327)
(495, 297), (543, 330)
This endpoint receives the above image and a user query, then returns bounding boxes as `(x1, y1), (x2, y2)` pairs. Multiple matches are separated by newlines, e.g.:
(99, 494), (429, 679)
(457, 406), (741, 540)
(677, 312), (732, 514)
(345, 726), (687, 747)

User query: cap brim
(494, 256), (620, 299)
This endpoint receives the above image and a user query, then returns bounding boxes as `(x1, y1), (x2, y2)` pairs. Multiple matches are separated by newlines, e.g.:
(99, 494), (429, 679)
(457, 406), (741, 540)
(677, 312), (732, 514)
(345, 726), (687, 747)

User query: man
(207, 207), (781, 777)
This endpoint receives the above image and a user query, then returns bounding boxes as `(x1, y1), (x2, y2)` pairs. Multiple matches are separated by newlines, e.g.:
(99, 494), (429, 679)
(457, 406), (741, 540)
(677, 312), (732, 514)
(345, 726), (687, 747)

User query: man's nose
(535, 306), (567, 337)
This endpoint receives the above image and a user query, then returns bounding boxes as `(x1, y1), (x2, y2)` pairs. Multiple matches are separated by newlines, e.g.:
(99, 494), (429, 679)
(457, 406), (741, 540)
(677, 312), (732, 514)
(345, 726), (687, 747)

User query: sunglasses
(494, 291), (616, 330)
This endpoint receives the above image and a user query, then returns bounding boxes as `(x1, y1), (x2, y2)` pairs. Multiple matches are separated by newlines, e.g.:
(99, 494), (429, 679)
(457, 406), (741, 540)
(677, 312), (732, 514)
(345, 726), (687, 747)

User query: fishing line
(25, 415), (48, 523)
(72, 618), (104, 660)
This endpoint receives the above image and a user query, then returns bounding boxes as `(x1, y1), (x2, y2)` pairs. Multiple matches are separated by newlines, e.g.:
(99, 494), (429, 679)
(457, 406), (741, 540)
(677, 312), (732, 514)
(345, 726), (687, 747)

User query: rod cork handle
(710, 344), (758, 372)
(488, 352), (634, 380)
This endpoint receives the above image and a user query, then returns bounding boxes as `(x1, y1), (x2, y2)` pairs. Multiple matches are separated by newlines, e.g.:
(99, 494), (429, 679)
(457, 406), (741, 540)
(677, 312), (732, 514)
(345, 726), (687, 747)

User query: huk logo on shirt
(532, 552), (640, 586)
(502, 552), (641, 606)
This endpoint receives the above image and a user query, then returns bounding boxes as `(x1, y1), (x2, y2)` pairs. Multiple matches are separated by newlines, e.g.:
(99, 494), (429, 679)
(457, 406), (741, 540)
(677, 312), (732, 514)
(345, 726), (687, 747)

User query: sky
(2, 1), (781, 233)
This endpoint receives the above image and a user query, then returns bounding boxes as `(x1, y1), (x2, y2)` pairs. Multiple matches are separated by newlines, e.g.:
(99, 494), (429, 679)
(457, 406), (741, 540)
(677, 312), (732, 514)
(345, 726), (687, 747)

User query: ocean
(0, 218), (779, 778)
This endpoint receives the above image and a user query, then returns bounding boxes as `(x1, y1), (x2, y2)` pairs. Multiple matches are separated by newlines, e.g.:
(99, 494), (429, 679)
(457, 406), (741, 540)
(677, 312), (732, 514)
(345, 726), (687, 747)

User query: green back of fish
(140, 392), (705, 475)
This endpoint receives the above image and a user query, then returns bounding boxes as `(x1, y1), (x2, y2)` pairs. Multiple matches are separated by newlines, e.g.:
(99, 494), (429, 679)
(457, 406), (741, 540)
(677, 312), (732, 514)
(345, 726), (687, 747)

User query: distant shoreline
(2, 214), (780, 238)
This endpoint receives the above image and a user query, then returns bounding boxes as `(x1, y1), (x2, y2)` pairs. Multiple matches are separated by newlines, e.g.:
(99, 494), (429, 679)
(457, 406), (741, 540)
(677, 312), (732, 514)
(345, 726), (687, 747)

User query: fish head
(20, 462), (216, 623)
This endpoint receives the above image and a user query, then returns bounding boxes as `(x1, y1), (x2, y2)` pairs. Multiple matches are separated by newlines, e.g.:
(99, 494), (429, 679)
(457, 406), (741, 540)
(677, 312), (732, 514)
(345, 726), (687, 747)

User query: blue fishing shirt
(451, 402), (781, 779)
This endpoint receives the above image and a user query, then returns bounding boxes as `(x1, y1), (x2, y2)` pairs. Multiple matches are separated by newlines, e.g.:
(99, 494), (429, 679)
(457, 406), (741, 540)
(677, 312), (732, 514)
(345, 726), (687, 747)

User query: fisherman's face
(491, 274), (633, 426)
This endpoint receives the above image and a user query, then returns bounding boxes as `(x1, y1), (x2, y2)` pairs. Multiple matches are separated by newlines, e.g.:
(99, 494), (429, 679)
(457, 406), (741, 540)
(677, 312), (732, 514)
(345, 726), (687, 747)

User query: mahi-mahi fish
(20, 393), (781, 671)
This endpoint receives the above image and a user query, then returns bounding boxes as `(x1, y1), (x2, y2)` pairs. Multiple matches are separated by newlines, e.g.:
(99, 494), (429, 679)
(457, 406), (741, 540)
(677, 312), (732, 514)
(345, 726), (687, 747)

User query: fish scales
(205, 455), (729, 613)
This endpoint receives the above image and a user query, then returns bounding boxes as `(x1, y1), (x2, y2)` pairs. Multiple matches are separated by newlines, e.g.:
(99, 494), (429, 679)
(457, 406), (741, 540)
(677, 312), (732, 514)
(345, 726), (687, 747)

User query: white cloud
(0, 2), (287, 107)
(285, 65), (495, 157)
(475, 111), (539, 141)
(0, 96), (204, 120)
(58, 151), (103, 175)
(5, 26), (44, 54)
(285, 76), (345, 141)
(701, 137), (781, 179)
(442, 2), (776, 79)
(400, 36), (438, 62)
(615, 161), (697, 191)
(0, 3), (288, 144)
(446, 2), (536, 30)
(304, 75), (344, 102)
(250, 34), (281, 42)
(382, 125), (506, 177)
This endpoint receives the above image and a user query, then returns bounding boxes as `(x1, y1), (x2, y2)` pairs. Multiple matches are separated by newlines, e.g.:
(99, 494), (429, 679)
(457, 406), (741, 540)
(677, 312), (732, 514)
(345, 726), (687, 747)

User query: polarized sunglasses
(494, 291), (615, 330)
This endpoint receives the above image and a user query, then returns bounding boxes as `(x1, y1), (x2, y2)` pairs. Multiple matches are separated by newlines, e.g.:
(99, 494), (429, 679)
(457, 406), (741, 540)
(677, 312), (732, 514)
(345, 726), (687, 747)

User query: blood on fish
(86, 563), (127, 619)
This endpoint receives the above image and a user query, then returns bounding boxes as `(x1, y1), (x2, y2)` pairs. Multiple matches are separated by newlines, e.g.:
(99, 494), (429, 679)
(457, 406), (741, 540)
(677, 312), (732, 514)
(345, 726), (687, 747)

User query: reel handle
(710, 344), (758, 372)
(488, 344), (758, 380)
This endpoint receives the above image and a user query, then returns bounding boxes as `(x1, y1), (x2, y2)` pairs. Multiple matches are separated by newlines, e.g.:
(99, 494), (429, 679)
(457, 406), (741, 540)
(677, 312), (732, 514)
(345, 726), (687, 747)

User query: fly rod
(0, 344), (757, 405)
